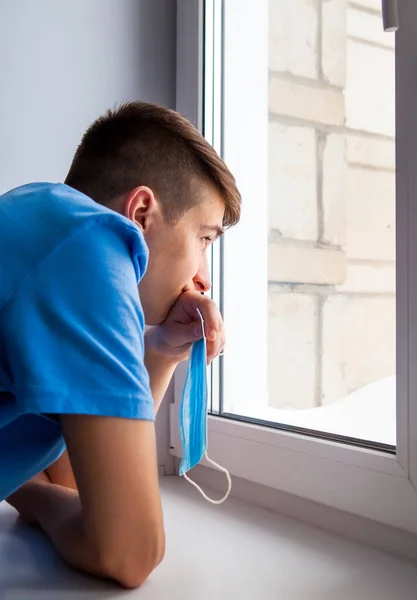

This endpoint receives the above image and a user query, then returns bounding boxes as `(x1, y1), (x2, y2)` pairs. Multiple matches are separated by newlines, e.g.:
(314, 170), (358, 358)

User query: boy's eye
(202, 236), (213, 247)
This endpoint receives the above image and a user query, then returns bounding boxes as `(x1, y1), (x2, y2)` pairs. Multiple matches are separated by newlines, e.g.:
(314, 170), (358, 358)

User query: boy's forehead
(179, 183), (225, 230)
(195, 188), (226, 219)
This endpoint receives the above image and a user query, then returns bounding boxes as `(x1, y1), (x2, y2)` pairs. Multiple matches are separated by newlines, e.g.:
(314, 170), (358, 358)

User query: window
(174, 0), (417, 534)
(213, 0), (396, 451)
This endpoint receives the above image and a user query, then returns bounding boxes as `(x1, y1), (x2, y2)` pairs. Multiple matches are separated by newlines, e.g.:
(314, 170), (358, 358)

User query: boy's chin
(144, 293), (182, 327)
(144, 307), (170, 327)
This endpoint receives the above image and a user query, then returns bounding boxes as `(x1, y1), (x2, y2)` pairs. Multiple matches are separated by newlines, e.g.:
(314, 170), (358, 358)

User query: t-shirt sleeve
(1, 219), (155, 421)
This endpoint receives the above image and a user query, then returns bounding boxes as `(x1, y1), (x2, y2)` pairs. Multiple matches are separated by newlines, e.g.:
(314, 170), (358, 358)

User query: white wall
(0, 0), (176, 469)
(0, 0), (176, 191)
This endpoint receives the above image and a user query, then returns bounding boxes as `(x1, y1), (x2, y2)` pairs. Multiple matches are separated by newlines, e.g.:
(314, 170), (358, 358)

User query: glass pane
(203, 0), (223, 414)
(213, 0), (396, 449)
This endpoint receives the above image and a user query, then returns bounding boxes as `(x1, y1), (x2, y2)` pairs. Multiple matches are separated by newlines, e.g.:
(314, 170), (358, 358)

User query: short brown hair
(65, 101), (241, 227)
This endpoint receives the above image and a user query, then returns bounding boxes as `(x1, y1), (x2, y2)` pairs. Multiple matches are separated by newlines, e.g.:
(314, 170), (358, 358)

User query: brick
(269, 0), (318, 78)
(348, 6), (394, 49)
(347, 135), (395, 170)
(321, 0), (347, 87)
(268, 242), (347, 286)
(345, 39), (395, 136)
(268, 292), (317, 409)
(268, 122), (317, 240)
(322, 295), (348, 405)
(322, 294), (395, 404)
(269, 77), (345, 126)
(322, 133), (347, 246)
(351, 0), (382, 11)
(346, 166), (395, 260)
(337, 262), (395, 293)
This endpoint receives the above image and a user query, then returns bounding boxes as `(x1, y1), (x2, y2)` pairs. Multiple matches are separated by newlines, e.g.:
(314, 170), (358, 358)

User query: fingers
(167, 321), (204, 350)
(205, 318), (225, 364)
(195, 298), (225, 364)
(161, 290), (225, 364)
(167, 312), (224, 364)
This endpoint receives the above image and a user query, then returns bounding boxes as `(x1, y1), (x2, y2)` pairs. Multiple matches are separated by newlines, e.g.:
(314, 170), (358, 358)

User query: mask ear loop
(183, 452), (232, 504)
(181, 309), (232, 505)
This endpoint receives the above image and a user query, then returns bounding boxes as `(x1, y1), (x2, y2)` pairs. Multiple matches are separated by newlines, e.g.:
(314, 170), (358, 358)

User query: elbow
(117, 543), (165, 590)
(99, 525), (166, 589)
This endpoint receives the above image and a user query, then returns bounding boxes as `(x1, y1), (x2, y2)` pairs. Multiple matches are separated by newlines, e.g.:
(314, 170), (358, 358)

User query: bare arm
(9, 416), (164, 588)
(144, 331), (177, 414)
(10, 292), (225, 584)
(45, 333), (178, 490)
(44, 339), (176, 490)
(45, 451), (77, 490)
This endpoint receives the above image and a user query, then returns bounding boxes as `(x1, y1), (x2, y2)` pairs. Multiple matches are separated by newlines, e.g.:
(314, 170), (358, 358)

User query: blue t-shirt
(0, 182), (154, 500)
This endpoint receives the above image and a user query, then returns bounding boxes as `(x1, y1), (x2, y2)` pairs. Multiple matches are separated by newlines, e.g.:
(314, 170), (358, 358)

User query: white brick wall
(322, 0), (347, 87)
(338, 263), (395, 294)
(269, 0), (318, 78)
(269, 243), (347, 285)
(345, 39), (395, 136)
(346, 167), (395, 260)
(322, 295), (395, 404)
(351, 0), (382, 12)
(268, 292), (317, 409)
(348, 6), (394, 49)
(266, 0), (396, 411)
(322, 295), (348, 406)
(322, 133), (347, 246)
(269, 78), (345, 126)
(269, 122), (317, 240)
(347, 135), (395, 170)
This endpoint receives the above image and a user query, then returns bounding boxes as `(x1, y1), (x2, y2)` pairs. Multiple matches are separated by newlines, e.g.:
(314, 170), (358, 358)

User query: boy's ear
(123, 186), (157, 231)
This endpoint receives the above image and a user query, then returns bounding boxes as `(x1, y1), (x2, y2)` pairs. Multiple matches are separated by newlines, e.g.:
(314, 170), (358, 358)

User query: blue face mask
(179, 309), (232, 504)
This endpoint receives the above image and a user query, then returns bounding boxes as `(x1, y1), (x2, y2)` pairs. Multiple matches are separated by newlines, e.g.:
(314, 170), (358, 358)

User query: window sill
(1, 476), (417, 598)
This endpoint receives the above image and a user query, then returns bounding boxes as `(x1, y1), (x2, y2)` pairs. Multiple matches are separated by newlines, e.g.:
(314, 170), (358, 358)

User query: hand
(145, 291), (225, 365)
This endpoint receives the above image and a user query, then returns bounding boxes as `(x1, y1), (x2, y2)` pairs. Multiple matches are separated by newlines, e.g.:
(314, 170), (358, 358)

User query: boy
(0, 102), (240, 587)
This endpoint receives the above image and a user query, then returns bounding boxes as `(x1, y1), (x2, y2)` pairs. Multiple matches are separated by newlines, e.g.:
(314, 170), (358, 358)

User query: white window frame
(172, 0), (417, 534)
